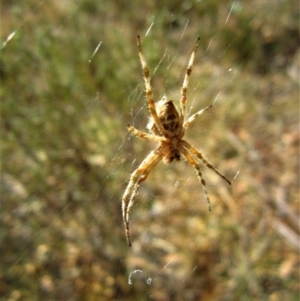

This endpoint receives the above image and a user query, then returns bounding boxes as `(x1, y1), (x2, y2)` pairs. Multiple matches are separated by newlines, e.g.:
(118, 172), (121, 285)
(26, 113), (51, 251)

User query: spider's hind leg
(136, 35), (174, 137)
(180, 37), (200, 122)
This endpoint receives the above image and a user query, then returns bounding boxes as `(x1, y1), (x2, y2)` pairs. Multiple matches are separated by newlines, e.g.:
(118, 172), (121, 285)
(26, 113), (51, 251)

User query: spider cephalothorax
(121, 35), (231, 246)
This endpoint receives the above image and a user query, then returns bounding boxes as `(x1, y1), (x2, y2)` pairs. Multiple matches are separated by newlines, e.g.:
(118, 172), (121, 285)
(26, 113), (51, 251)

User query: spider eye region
(170, 149), (181, 161)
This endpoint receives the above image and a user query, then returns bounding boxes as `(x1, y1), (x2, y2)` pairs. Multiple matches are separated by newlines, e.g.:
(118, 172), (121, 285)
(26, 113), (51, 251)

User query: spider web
(114, 12), (241, 293)
(1, 1), (299, 300)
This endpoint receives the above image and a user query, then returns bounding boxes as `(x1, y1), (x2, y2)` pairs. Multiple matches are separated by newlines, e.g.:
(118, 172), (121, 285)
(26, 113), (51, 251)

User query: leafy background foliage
(1, 0), (299, 300)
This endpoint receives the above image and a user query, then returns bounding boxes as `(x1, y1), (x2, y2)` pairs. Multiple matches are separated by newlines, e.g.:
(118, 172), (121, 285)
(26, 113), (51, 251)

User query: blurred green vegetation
(0, 0), (299, 300)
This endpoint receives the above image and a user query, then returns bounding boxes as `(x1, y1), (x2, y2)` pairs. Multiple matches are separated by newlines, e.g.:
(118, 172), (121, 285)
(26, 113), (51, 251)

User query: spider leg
(181, 140), (231, 185)
(137, 35), (174, 137)
(127, 124), (168, 142)
(183, 104), (213, 129)
(122, 148), (163, 246)
(180, 37), (200, 124)
(179, 146), (212, 211)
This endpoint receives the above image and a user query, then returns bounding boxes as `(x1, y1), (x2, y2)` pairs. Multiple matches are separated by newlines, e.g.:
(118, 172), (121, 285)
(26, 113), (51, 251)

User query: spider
(122, 35), (231, 246)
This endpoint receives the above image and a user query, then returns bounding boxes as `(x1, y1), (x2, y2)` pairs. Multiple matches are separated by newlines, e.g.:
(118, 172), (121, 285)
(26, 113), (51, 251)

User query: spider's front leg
(121, 149), (163, 246)
(181, 140), (231, 185)
(121, 169), (144, 247)
(179, 146), (212, 211)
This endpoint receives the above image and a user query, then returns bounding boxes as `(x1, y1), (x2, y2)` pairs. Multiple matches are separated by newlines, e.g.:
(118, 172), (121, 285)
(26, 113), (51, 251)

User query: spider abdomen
(147, 96), (180, 136)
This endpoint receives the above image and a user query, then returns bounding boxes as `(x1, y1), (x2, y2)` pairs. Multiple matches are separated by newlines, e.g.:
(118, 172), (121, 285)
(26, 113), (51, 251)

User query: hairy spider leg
(179, 146), (212, 211)
(184, 104), (213, 129)
(181, 140), (231, 185)
(180, 37), (200, 126)
(127, 125), (168, 142)
(137, 35), (174, 138)
(122, 149), (163, 246)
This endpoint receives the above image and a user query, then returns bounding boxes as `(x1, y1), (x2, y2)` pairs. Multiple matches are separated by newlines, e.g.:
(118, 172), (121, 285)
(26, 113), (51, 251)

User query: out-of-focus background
(1, 1), (299, 300)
